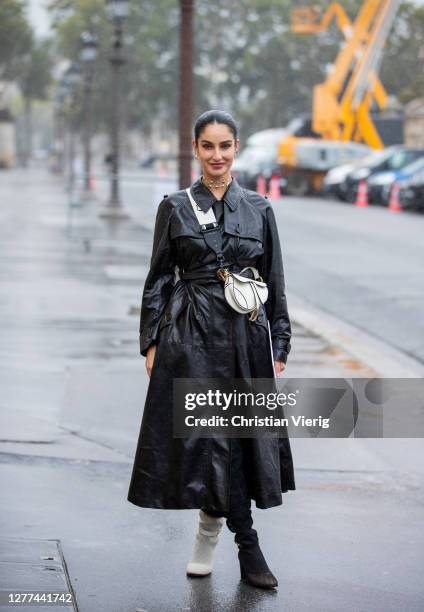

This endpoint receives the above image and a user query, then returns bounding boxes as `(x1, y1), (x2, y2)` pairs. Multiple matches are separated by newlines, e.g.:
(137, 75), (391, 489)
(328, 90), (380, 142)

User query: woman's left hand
(274, 361), (286, 376)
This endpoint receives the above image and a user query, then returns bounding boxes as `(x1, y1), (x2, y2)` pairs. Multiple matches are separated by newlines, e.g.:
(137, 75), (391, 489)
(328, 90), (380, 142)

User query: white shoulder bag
(186, 187), (268, 321)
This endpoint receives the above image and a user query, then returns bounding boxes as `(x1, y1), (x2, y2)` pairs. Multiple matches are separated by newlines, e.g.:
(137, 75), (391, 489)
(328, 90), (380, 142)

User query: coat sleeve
(261, 203), (292, 364)
(139, 197), (177, 357)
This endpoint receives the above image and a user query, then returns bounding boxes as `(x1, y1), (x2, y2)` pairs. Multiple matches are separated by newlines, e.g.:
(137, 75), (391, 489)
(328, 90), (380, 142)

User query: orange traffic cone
(158, 161), (167, 178)
(355, 179), (369, 207)
(267, 174), (281, 200)
(256, 175), (266, 196)
(388, 182), (402, 212)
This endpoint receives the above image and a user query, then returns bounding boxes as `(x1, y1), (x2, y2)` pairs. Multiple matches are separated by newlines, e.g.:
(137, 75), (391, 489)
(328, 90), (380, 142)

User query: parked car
(369, 156), (424, 205)
(233, 124), (317, 192)
(245, 127), (289, 148)
(232, 146), (283, 191)
(232, 128), (288, 191)
(322, 163), (356, 200)
(322, 152), (372, 200)
(398, 169), (424, 211)
(341, 146), (424, 203)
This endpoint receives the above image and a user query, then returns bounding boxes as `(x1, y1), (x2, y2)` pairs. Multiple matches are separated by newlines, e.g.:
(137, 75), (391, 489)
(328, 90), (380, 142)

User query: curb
(289, 294), (424, 378)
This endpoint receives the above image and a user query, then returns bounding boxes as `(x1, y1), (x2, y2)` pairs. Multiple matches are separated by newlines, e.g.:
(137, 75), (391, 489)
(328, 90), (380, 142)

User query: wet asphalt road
(0, 168), (423, 612)
(273, 193), (424, 365)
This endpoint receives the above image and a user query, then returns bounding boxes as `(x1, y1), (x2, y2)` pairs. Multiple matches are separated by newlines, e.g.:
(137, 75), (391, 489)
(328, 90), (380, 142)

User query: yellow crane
(278, 0), (401, 195)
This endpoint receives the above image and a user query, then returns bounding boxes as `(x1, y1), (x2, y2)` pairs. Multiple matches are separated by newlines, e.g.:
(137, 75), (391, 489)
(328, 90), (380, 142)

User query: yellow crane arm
(291, 3), (353, 37)
(290, 1), (399, 148)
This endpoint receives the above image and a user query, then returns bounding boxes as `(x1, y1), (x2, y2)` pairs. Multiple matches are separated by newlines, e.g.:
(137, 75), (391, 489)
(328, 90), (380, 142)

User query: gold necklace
(201, 174), (232, 190)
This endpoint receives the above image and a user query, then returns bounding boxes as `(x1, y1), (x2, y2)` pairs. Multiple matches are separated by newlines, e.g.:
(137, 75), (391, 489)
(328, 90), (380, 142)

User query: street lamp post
(80, 32), (98, 200)
(179, 0), (194, 189)
(62, 63), (81, 200)
(101, 0), (130, 219)
(53, 88), (67, 175)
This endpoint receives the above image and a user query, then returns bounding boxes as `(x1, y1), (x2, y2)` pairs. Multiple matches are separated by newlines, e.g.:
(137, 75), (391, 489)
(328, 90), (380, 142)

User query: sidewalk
(0, 168), (423, 611)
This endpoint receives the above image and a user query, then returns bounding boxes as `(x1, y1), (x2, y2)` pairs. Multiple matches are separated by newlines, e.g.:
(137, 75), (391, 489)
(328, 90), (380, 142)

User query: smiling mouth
(211, 163), (225, 167)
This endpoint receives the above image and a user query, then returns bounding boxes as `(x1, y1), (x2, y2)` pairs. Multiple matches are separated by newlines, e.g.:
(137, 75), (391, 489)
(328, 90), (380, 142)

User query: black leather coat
(127, 176), (295, 511)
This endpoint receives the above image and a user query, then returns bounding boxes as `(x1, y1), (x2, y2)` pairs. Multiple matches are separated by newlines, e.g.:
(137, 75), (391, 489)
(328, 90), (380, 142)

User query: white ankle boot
(186, 510), (224, 576)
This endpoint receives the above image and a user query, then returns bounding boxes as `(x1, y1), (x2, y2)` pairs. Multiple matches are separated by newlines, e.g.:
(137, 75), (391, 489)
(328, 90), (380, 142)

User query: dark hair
(194, 110), (238, 143)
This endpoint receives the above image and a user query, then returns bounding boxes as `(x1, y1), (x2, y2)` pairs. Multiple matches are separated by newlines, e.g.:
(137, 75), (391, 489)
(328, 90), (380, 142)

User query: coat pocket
(235, 231), (264, 262)
(157, 291), (191, 343)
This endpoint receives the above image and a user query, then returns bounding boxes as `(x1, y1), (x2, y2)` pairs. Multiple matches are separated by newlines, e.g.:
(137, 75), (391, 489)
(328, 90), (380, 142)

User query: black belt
(180, 266), (245, 282)
(180, 269), (221, 282)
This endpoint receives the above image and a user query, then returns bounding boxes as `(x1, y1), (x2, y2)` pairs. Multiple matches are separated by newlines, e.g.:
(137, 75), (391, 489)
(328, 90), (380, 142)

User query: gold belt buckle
(216, 267), (230, 282)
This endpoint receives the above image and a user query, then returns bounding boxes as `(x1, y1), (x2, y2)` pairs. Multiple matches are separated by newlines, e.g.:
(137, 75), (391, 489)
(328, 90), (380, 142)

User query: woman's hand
(274, 361), (286, 377)
(146, 344), (157, 378)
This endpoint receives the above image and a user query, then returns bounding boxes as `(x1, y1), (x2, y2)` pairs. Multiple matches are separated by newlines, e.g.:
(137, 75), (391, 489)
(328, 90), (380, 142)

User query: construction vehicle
(277, 1), (401, 195)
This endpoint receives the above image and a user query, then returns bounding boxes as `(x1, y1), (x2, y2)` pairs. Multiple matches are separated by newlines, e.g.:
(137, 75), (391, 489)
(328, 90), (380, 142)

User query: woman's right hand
(146, 344), (157, 378)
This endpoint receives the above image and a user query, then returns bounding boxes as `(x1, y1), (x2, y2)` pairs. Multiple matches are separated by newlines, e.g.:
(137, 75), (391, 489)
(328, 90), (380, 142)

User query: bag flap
(231, 273), (267, 287)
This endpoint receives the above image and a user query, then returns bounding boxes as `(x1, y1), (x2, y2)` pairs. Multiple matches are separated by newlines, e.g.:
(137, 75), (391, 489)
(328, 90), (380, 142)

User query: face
(193, 122), (240, 177)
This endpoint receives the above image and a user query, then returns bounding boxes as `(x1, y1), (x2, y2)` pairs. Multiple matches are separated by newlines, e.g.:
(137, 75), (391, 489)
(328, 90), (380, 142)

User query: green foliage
(17, 39), (54, 101)
(0, 0), (32, 81)
(47, 0), (424, 142)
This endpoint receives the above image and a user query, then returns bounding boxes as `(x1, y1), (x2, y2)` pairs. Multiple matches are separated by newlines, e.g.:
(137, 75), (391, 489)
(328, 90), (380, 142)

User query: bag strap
(186, 187), (225, 266)
(186, 187), (218, 229)
(238, 266), (262, 281)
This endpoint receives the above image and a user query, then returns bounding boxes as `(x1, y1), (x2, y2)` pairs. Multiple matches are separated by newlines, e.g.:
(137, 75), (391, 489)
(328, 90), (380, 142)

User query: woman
(127, 110), (295, 589)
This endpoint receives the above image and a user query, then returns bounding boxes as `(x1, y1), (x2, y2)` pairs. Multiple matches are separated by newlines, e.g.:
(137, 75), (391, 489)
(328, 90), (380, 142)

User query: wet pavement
(0, 537), (76, 610)
(0, 168), (423, 611)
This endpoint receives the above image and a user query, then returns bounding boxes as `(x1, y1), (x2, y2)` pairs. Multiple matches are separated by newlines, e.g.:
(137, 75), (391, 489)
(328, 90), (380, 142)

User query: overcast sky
(26, 0), (52, 38)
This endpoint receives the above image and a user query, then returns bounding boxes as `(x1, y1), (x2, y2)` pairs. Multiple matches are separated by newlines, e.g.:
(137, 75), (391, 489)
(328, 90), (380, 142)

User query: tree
(48, 0), (179, 136)
(16, 38), (54, 164)
(47, 0), (424, 150)
(0, 0), (32, 106)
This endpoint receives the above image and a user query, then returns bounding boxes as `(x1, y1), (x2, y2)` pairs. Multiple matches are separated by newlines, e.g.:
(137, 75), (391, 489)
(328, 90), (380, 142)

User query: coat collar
(190, 175), (243, 212)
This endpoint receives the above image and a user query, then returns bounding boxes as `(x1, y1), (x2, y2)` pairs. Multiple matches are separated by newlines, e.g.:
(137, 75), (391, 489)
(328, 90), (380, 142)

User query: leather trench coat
(127, 176), (295, 511)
